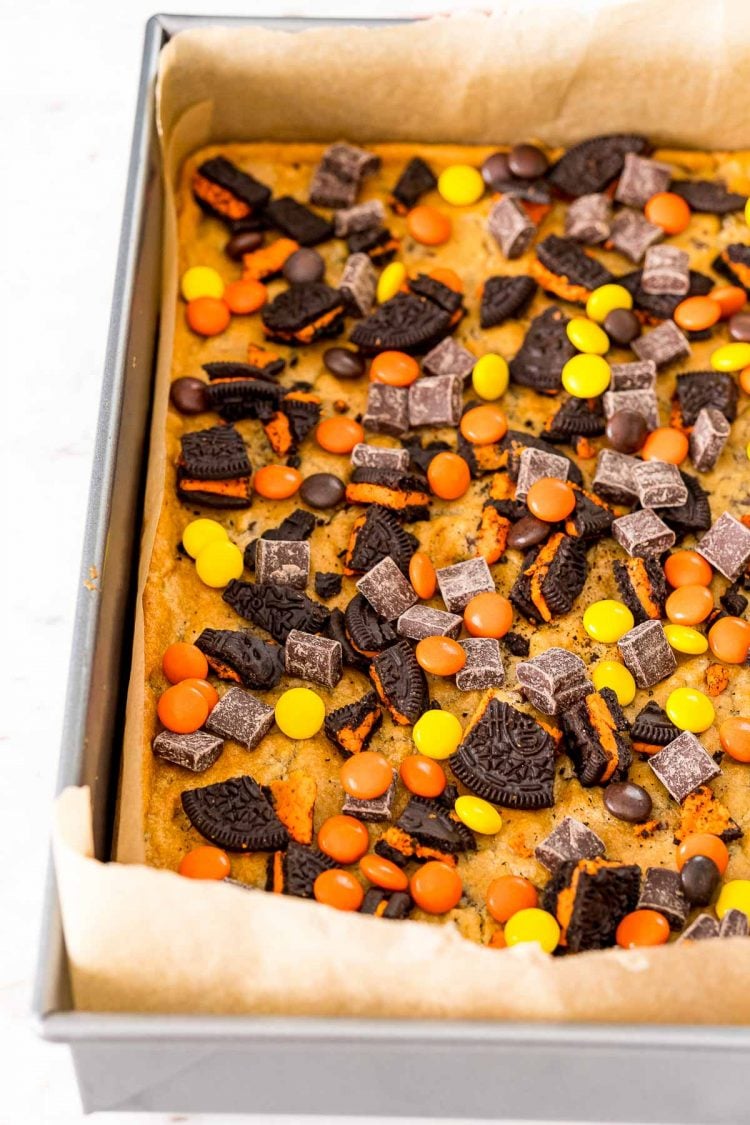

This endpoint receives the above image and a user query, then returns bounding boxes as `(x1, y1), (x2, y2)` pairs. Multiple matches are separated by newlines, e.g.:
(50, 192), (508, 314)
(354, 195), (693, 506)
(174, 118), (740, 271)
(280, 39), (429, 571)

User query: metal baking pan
(33, 13), (750, 1119)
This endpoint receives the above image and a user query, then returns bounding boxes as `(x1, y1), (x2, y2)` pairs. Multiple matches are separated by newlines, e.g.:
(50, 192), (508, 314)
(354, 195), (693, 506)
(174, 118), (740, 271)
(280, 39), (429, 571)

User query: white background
(1, 1), (638, 1122)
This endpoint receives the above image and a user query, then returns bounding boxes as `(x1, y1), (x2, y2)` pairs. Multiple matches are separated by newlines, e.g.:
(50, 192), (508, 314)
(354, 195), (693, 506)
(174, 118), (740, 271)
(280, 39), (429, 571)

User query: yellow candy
(746, 197), (750, 227)
(710, 342), (750, 371)
(663, 623), (709, 655)
(665, 687), (715, 733)
(747, 441), (750, 461)
(412, 710), (463, 760)
(182, 518), (228, 559)
(716, 879), (750, 922)
(377, 261), (407, 304)
(454, 795), (502, 835)
(586, 284), (633, 324)
(592, 660), (636, 706)
(471, 353), (509, 400)
(195, 539), (244, 588)
(583, 600), (634, 643)
(275, 687), (325, 740)
(504, 908), (560, 953)
(437, 164), (485, 206)
(566, 317), (610, 356)
(181, 265), (224, 302)
(561, 354), (611, 398)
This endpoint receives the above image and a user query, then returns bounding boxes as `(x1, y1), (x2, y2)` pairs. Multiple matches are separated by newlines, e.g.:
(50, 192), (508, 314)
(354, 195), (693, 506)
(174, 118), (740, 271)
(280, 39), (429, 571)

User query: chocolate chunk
(369, 640), (429, 725)
(397, 605), (462, 641)
(548, 134), (649, 197)
(284, 629), (342, 688)
(545, 396), (606, 443)
(620, 267), (713, 321)
(345, 592), (399, 655)
(720, 909), (749, 938)
(170, 377), (209, 415)
(356, 556), (418, 621)
(641, 245), (690, 295)
(395, 796), (476, 856)
(507, 514), (550, 551)
(631, 701), (681, 754)
(265, 196), (334, 245)
(300, 472), (345, 510)
(453, 697), (555, 808)
(362, 382), (410, 437)
(261, 281), (344, 344)
(698, 513), (750, 581)
(564, 193), (612, 244)
(515, 647), (592, 716)
(605, 410), (648, 455)
(244, 508), (316, 570)
(314, 572), (342, 600)
(350, 292), (452, 354)
(671, 178), (747, 213)
(324, 691), (382, 757)
(182, 775), (288, 852)
(436, 557), (494, 613)
(609, 208), (662, 263)
(255, 539), (310, 589)
(638, 867), (689, 929)
(152, 729), (223, 772)
(345, 465), (431, 523)
(351, 443), (410, 474)
(205, 687), (275, 750)
(534, 235), (613, 299)
(633, 460), (689, 509)
(689, 407), (730, 472)
(547, 860), (641, 952)
(391, 156), (437, 211)
(613, 556), (667, 624)
(223, 580), (329, 643)
(561, 691), (632, 787)
(535, 816), (605, 871)
(323, 347), (366, 379)
(309, 143), (379, 209)
(337, 252), (376, 316)
(343, 774), (397, 822)
(480, 275), (537, 328)
(515, 446), (570, 501)
(192, 156), (271, 223)
(675, 370), (738, 426)
(225, 229), (264, 259)
(609, 360), (656, 391)
(603, 307), (641, 346)
(422, 336), (476, 382)
(487, 196), (535, 259)
(680, 855), (720, 906)
(615, 153), (672, 206)
(677, 913), (720, 942)
(604, 781), (653, 823)
(509, 307), (576, 394)
(334, 199), (385, 237)
(195, 628), (284, 691)
(632, 319), (690, 367)
(453, 638), (504, 692)
(282, 247), (325, 285)
(266, 842), (337, 898)
(407, 373), (463, 428)
(649, 731), (721, 803)
(603, 389), (659, 431)
(344, 505), (417, 575)
(653, 471), (711, 540)
(617, 619), (677, 688)
(612, 509), (676, 557)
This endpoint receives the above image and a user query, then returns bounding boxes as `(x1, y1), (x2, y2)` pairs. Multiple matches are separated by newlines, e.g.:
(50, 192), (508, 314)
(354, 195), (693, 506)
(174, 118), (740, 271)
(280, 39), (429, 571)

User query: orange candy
(253, 464), (303, 499)
(429, 266), (463, 292)
(644, 191), (691, 234)
(709, 285), (747, 319)
(719, 716), (750, 763)
(406, 205), (452, 246)
(740, 366), (750, 395)
(359, 853), (409, 892)
(313, 868), (364, 912)
(415, 635), (467, 676)
(665, 583), (714, 625)
(399, 754), (447, 798)
(673, 295), (721, 333)
(664, 549), (713, 588)
(316, 415), (365, 454)
(708, 615), (750, 664)
(526, 477), (575, 522)
(427, 451), (471, 500)
(223, 278), (267, 314)
(459, 404), (508, 445)
(410, 860), (463, 914)
(181, 677), (219, 711)
(186, 296), (231, 336)
(616, 908), (670, 948)
(486, 875), (538, 924)
(488, 929), (507, 949)
(162, 641), (209, 684)
(641, 426), (689, 464)
(157, 682), (209, 734)
(317, 814), (369, 864)
(369, 350), (420, 387)
(676, 833), (729, 874)
(178, 845), (231, 881)
(463, 592), (513, 638)
(409, 551), (437, 599)
(340, 751), (394, 800)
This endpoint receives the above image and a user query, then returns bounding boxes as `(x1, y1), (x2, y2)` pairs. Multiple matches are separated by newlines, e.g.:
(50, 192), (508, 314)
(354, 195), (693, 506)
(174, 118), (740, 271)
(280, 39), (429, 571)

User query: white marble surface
(2, 2), (621, 1122)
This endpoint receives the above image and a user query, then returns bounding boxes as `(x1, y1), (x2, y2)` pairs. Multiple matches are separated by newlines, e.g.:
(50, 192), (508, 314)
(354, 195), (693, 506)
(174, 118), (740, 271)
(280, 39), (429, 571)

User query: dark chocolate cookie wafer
(452, 698), (556, 809)
(265, 196), (334, 245)
(195, 628), (284, 690)
(369, 640), (429, 725)
(223, 581), (329, 644)
(509, 307), (576, 394)
(182, 775), (289, 852)
(261, 282), (345, 344)
(670, 179), (747, 214)
(350, 292), (453, 354)
(480, 275), (537, 328)
(547, 133), (649, 197)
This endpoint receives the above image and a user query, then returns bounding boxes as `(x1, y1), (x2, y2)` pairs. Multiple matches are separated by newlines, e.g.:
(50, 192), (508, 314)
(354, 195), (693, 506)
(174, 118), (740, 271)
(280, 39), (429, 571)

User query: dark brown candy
(677, 914), (720, 943)
(480, 275), (537, 329)
(324, 690), (383, 757)
(507, 514), (550, 551)
(182, 775), (288, 852)
(223, 580), (329, 644)
(345, 465), (431, 522)
(670, 179), (747, 214)
(606, 409), (647, 453)
(300, 472), (345, 509)
(631, 701), (680, 755)
(689, 407), (730, 472)
(225, 229), (264, 259)
(369, 640), (429, 725)
(649, 731), (721, 803)
(508, 143), (548, 178)
(675, 370), (738, 427)
(205, 686), (275, 749)
(391, 156), (437, 211)
(344, 592), (399, 656)
(265, 196), (334, 246)
(152, 729), (224, 772)
(545, 396), (606, 443)
(481, 151), (512, 187)
(455, 638), (505, 692)
(653, 471), (711, 540)
(452, 698), (555, 809)
(351, 292), (452, 354)
(323, 346), (366, 379)
(195, 628), (284, 690)
(408, 373), (462, 427)
(533, 234), (613, 301)
(397, 605), (462, 641)
(396, 796), (476, 855)
(729, 310), (750, 342)
(561, 691), (632, 787)
(613, 556), (667, 625)
(344, 505), (417, 575)
(680, 855), (720, 906)
(192, 156), (271, 223)
(314, 572), (343, 600)
(266, 842), (336, 897)
(285, 629), (342, 689)
(535, 816), (605, 871)
(282, 247), (325, 284)
(547, 133), (649, 197)
(509, 307), (576, 394)
(604, 388), (659, 431)
(170, 377), (209, 415)
(261, 282), (345, 345)
(713, 242), (750, 291)
(720, 582), (749, 618)
(603, 781), (653, 824)
(638, 867), (689, 929)
(544, 859), (641, 953)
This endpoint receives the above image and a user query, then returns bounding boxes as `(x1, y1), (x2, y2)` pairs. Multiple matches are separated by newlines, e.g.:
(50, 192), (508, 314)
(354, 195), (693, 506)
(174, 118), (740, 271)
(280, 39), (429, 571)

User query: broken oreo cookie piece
(182, 775), (289, 852)
(452, 697), (555, 809)
(631, 701), (681, 756)
(266, 842), (336, 898)
(391, 156), (437, 212)
(480, 274), (537, 329)
(261, 282), (345, 344)
(535, 816), (605, 871)
(350, 292), (452, 354)
(369, 640), (429, 725)
(510, 307), (576, 394)
(345, 592), (399, 656)
(265, 196), (334, 245)
(345, 465), (431, 522)
(561, 690), (632, 787)
(547, 133), (649, 197)
(613, 556), (667, 624)
(324, 691), (383, 757)
(192, 155), (271, 224)
(223, 580), (329, 644)
(195, 628), (284, 691)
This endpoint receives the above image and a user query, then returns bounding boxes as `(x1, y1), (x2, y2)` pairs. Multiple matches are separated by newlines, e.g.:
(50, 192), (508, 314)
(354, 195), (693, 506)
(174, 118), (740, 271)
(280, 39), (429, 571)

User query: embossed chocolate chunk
(356, 556), (418, 621)
(324, 690), (383, 757)
(515, 446), (570, 501)
(487, 196), (535, 258)
(510, 307), (576, 394)
(689, 407), (730, 472)
(422, 335), (476, 382)
(182, 775), (288, 852)
(638, 867), (689, 929)
(633, 460), (689, 509)
(617, 619), (676, 688)
(697, 512), (750, 581)
(609, 360), (657, 391)
(564, 192), (612, 244)
(642, 244), (690, 295)
(452, 698), (555, 808)
(648, 731), (721, 803)
(362, 382), (410, 436)
(535, 816), (605, 871)
(408, 373), (463, 428)
(436, 557), (495, 613)
(548, 133), (648, 196)
(454, 638), (505, 691)
(615, 153), (672, 206)
(255, 539), (311, 589)
(223, 580), (329, 643)
(205, 686), (275, 749)
(612, 509), (676, 557)
(334, 199), (385, 237)
(397, 604), (463, 641)
(266, 842), (336, 897)
(284, 629), (343, 688)
(603, 389), (659, 431)
(152, 729), (224, 772)
(720, 909), (750, 938)
(609, 208), (662, 263)
(593, 449), (639, 506)
(338, 252), (377, 316)
(195, 628), (284, 690)
(351, 442), (411, 473)
(515, 647), (592, 716)
(343, 775), (397, 822)
(677, 913), (720, 942)
(369, 640), (429, 725)
(632, 319), (690, 368)
(480, 275), (537, 328)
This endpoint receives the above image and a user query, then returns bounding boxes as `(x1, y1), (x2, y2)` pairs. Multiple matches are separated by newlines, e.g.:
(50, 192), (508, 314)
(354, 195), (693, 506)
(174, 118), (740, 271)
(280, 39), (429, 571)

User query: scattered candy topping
(162, 642), (209, 685)
(195, 539), (244, 588)
(463, 592), (513, 638)
(412, 710), (463, 759)
(592, 660), (636, 706)
(719, 717), (750, 763)
(359, 853), (409, 892)
(370, 350), (420, 387)
(504, 907), (560, 952)
(399, 754), (447, 797)
(454, 795), (502, 836)
(317, 815), (369, 865)
(313, 868), (364, 912)
(275, 687), (325, 739)
(340, 751), (393, 800)
(616, 908), (670, 948)
(410, 861), (463, 914)
(406, 205), (452, 246)
(253, 464), (303, 500)
(178, 845), (231, 880)
(157, 681), (210, 734)
(426, 451), (471, 500)
(415, 635), (467, 677)
(437, 164), (484, 206)
(583, 600), (634, 643)
(471, 353), (509, 400)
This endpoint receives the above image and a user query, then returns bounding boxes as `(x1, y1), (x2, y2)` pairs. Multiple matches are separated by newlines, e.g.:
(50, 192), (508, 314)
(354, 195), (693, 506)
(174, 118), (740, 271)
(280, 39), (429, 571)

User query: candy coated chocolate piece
(615, 153), (672, 207)
(255, 539), (311, 589)
(593, 449), (639, 506)
(514, 446), (570, 501)
(436, 557), (494, 613)
(338, 252), (376, 316)
(632, 319), (690, 368)
(605, 410), (648, 454)
(284, 629), (343, 688)
(300, 473), (345, 509)
(648, 730), (721, 803)
(507, 514), (549, 551)
(408, 373), (463, 428)
(603, 306), (641, 345)
(632, 460), (689, 509)
(680, 854), (720, 906)
(205, 686), (275, 750)
(697, 512), (750, 581)
(283, 247), (325, 285)
(356, 555), (418, 621)
(323, 347), (366, 379)
(152, 729), (224, 772)
(641, 244), (690, 295)
(342, 775), (397, 822)
(396, 604), (463, 641)
(333, 199), (385, 238)
(564, 193), (612, 244)
(225, 229), (264, 259)
(170, 377), (209, 415)
(609, 208), (662, 263)
(612, 508), (676, 557)
(363, 382), (409, 436)
(609, 360), (656, 391)
(719, 908), (750, 938)
(455, 638), (505, 691)
(728, 310), (750, 341)
(689, 407), (730, 472)
(488, 196), (535, 259)
(350, 442), (410, 472)
(422, 335), (476, 382)
(617, 619), (677, 687)
(481, 151), (512, 187)
(677, 913), (720, 942)
(637, 867), (689, 929)
(535, 815), (605, 872)
(508, 143), (548, 179)
(515, 647), (592, 716)
(603, 389), (659, 431)
(603, 781), (653, 823)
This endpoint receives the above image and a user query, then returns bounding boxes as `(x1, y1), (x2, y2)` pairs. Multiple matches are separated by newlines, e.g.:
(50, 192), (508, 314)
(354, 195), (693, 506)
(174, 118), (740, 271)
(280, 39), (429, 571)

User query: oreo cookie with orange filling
(674, 370), (738, 427)
(265, 195), (334, 246)
(348, 225), (400, 265)
(545, 396), (606, 443)
(203, 363), (287, 422)
(344, 593), (399, 657)
(324, 690), (383, 757)
(409, 273), (464, 316)
(266, 842), (336, 898)
(223, 580), (329, 643)
(712, 242), (750, 292)
(619, 268), (713, 322)
(265, 771), (317, 846)
(547, 133), (649, 197)
(565, 487), (613, 542)
(391, 156), (438, 213)
(630, 700), (680, 756)
(452, 697), (556, 809)
(614, 556), (667, 624)
(361, 888), (413, 919)
(509, 307), (577, 395)
(262, 392), (322, 456)
(350, 292), (453, 354)
(561, 689), (632, 787)
(343, 505), (418, 575)
(177, 424), (252, 509)
(194, 628), (284, 690)
(542, 858), (641, 952)
(480, 275), (537, 329)
(474, 502), (512, 564)
(369, 640), (429, 725)
(192, 156), (271, 226)
(531, 235), (613, 305)
(182, 775), (289, 852)
(345, 466), (431, 522)
(509, 533), (588, 624)
(675, 785), (743, 845)
(379, 793), (476, 862)
(261, 282), (345, 345)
